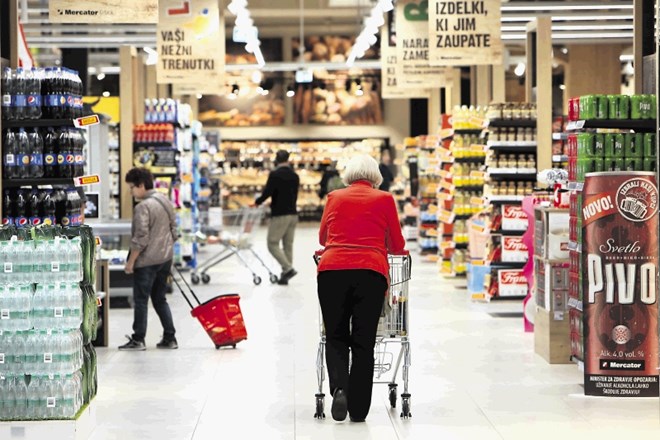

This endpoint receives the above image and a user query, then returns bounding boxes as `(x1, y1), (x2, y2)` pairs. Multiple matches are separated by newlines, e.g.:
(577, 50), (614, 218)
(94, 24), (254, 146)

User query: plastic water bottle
(26, 375), (41, 420)
(33, 241), (45, 284)
(5, 374), (16, 419)
(3, 287), (15, 332)
(70, 284), (82, 329)
(35, 331), (46, 375)
(14, 375), (27, 420)
(43, 375), (56, 418)
(16, 286), (31, 330)
(69, 238), (82, 282)
(0, 286), (7, 332)
(13, 330), (25, 375)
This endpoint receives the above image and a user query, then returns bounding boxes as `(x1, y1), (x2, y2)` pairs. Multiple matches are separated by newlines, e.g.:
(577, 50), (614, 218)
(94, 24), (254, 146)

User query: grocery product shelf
(566, 119), (656, 132)
(2, 118), (75, 128)
(488, 172), (538, 180)
(487, 119), (536, 128)
(486, 141), (537, 150)
(453, 129), (484, 135)
(454, 157), (487, 163)
(488, 195), (525, 203)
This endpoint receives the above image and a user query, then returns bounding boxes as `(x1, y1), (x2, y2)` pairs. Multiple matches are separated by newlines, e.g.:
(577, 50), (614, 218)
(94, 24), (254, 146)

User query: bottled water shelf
(0, 401), (95, 440)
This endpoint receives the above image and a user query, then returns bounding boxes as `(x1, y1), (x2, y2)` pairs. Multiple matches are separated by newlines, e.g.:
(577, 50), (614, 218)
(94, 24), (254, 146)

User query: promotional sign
(582, 171), (659, 397)
(49, 0), (157, 23)
(498, 270), (527, 297)
(501, 236), (528, 262)
(380, 29), (430, 99)
(501, 204), (528, 230)
(428, 0), (503, 66)
(157, 0), (224, 88)
(395, 0), (451, 88)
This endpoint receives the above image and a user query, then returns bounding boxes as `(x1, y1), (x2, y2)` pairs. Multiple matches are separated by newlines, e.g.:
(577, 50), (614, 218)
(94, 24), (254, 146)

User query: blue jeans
(132, 260), (176, 342)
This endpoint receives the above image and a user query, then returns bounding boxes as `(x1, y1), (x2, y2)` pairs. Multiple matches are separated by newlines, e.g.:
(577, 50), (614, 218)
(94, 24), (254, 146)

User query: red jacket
(318, 180), (406, 281)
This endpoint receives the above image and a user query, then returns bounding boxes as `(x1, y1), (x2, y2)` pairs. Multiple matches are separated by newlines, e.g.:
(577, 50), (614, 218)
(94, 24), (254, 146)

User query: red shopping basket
(172, 266), (247, 349)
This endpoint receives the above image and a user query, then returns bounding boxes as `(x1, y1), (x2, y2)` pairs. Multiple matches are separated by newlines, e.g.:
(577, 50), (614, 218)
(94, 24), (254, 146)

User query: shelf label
(470, 224), (486, 233)
(471, 292), (489, 301)
(439, 209), (455, 224)
(440, 241), (454, 250)
(75, 175), (101, 186)
(576, 120), (585, 129)
(438, 169), (452, 180)
(471, 259), (486, 266)
(73, 114), (100, 128)
(470, 196), (486, 206)
(3, 262), (12, 273)
(44, 353), (53, 364)
(438, 192), (453, 202)
(470, 144), (486, 152)
(0, 309), (8, 320)
(440, 128), (454, 139)
(51, 262), (60, 273)
(54, 307), (64, 318)
(440, 180), (455, 192)
(470, 170), (485, 179)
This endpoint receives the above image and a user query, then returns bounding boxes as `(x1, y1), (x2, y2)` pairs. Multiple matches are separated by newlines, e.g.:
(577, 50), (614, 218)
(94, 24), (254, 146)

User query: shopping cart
(313, 251), (413, 419)
(190, 207), (279, 286)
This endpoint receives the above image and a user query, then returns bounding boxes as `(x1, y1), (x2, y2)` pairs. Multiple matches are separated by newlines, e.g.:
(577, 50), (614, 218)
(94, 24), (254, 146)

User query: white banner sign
(49, 0), (158, 23)
(395, 0), (451, 88)
(157, 0), (225, 89)
(429, 0), (503, 66)
(381, 29), (430, 99)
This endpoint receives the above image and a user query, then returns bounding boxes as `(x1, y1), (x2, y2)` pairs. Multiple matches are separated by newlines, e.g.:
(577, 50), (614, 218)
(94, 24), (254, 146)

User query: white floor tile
(83, 224), (660, 439)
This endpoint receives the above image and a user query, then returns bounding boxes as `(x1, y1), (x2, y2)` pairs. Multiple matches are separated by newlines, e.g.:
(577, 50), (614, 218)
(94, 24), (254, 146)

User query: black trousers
(317, 269), (387, 420)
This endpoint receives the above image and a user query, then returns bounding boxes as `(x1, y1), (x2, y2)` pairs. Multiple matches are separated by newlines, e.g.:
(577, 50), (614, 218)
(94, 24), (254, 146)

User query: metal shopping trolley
(313, 251), (413, 419)
(190, 207), (279, 286)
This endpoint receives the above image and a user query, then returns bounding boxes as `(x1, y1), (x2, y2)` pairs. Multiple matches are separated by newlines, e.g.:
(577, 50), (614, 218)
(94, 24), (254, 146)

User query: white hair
(342, 154), (383, 187)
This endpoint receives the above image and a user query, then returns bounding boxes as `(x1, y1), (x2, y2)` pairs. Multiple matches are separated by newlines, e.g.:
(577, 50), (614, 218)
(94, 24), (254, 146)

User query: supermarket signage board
(157, 0), (225, 90)
(380, 29), (430, 99)
(49, 0), (157, 23)
(428, 0), (503, 66)
(395, 0), (452, 88)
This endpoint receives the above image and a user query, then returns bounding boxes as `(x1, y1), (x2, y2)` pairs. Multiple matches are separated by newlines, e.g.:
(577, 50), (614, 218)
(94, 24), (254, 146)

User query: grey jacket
(131, 190), (177, 268)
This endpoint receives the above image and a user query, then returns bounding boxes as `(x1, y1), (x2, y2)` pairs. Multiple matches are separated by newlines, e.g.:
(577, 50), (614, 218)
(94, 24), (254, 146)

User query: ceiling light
(286, 85), (295, 98)
(196, 94), (203, 99)
(251, 70), (263, 84)
(514, 62), (526, 77)
(96, 73), (105, 81)
(561, 48), (569, 54)
(102, 91), (110, 97)
(559, 84), (566, 90)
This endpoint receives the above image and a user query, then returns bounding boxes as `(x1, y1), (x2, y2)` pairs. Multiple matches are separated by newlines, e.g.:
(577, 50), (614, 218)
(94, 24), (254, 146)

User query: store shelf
(2, 118), (75, 128)
(490, 261), (527, 269)
(566, 119), (656, 132)
(2, 177), (75, 187)
(455, 185), (485, 192)
(487, 119), (536, 128)
(133, 142), (177, 148)
(488, 172), (538, 180)
(455, 157), (487, 163)
(491, 229), (526, 236)
(453, 128), (484, 135)
(486, 141), (537, 151)
(493, 294), (527, 300)
(488, 195), (525, 203)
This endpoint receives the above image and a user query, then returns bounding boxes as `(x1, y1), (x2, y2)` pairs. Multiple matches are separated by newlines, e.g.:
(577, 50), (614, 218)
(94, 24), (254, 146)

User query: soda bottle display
(43, 128), (58, 178)
(42, 190), (56, 226)
(28, 190), (42, 226)
(12, 68), (26, 121)
(25, 68), (42, 120)
(14, 190), (28, 227)
(3, 190), (13, 226)
(16, 128), (30, 179)
(57, 128), (73, 178)
(1, 67), (12, 120)
(28, 128), (44, 178)
(3, 128), (18, 179)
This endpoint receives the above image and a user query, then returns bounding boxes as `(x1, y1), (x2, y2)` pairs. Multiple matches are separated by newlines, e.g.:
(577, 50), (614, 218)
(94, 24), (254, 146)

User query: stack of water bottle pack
(0, 224), (98, 421)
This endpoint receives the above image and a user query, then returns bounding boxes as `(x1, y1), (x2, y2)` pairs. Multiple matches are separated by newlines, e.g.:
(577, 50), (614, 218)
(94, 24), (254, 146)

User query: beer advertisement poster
(428, 0), (503, 66)
(395, 0), (451, 89)
(380, 29), (430, 99)
(49, 0), (158, 23)
(582, 172), (659, 397)
(157, 0), (224, 87)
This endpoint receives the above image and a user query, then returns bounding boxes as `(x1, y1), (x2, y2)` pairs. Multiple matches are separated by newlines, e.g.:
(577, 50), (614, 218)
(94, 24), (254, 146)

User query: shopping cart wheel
(388, 384), (397, 408)
(314, 393), (325, 419)
(253, 276), (262, 285)
(400, 393), (411, 419)
(191, 273), (200, 285)
(201, 273), (211, 284)
(269, 274), (279, 284)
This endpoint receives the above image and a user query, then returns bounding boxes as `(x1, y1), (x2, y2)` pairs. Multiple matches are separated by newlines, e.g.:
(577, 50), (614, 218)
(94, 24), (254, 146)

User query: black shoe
(276, 278), (289, 285)
(118, 336), (146, 351)
(331, 389), (348, 421)
(156, 337), (178, 349)
(349, 416), (365, 422)
(279, 268), (297, 283)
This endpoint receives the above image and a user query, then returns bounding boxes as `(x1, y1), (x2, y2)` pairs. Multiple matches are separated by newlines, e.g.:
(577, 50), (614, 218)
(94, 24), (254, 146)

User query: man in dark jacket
(254, 150), (300, 285)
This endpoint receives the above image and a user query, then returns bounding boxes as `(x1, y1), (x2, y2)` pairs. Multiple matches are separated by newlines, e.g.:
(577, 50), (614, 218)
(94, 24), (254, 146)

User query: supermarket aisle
(90, 224), (659, 440)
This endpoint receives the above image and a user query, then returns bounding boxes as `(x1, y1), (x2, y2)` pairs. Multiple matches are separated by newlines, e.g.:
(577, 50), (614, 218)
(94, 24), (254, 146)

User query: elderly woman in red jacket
(317, 153), (406, 422)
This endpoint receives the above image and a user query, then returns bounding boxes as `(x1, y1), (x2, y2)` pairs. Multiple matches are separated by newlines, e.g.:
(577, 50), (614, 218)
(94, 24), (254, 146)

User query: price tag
(470, 144), (486, 152)
(440, 241), (454, 250)
(95, 236), (102, 247)
(47, 397), (56, 408)
(440, 128), (454, 139)
(576, 120), (585, 129)
(470, 224), (486, 233)
(470, 196), (486, 205)
(3, 262), (12, 273)
(438, 193), (453, 202)
(470, 171), (485, 179)
(75, 175), (101, 186)
(469, 116), (485, 128)
(44, 353), (53, 364)
(54, 307), (64, 318)
(51, 262), (60, 273)
(439, 210), (455, 224)
(73, 114), (100, 128)
(471, 259), (486, 266)
(440, 180), (455, 192)
(0, 309), (8, 320)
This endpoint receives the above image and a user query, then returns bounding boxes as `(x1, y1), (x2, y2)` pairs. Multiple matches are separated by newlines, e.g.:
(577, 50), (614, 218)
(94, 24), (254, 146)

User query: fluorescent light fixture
(620, 54), (634, 62)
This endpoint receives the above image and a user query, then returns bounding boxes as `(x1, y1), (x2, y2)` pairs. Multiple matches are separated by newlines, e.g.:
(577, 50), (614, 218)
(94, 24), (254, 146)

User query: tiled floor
(90, 224), (660, 439)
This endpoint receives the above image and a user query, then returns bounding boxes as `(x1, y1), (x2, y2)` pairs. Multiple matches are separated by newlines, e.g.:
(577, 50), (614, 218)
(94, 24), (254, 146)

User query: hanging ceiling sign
(49, 0), (158, 23)
(395, 0), (452, 89)
(428, 0), (503, 66)
(380, 29), (430, 99)
(157, 0), (225, 91)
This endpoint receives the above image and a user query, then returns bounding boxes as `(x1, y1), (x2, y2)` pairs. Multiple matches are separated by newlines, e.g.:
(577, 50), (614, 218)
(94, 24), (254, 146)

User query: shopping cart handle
(390, 249), (410, 256)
